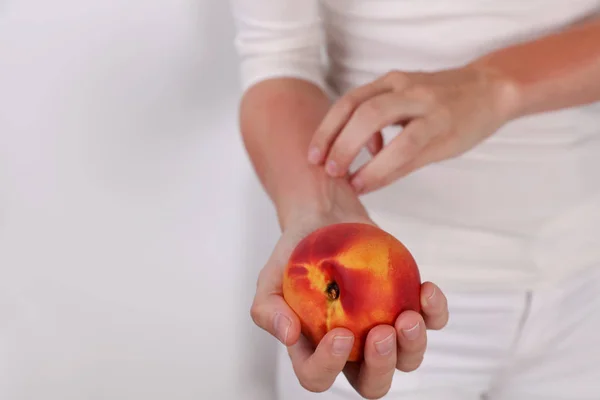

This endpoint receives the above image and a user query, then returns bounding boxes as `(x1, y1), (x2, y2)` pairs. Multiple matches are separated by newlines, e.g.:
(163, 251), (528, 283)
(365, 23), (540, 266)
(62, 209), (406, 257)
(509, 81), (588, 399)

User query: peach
(282, 223), (421, 362)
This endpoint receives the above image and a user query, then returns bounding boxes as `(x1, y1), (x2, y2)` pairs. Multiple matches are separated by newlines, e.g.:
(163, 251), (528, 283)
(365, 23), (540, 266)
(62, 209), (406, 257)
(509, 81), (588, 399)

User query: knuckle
(397, 354), (425, 372)
(322, 362), (342, 377)
(406, 85), (436, 104)
(432, 106), (452, 125)
(299, 376), (330, 393)
(403, 131), (425, 152)
(371, 363), (395, 380)
(249, 303), (261, 326)
(356, 98), (385, 122)
(361, 384), (392, 400)
(297, 361), (339, 393)
(383, 70), (408, 88)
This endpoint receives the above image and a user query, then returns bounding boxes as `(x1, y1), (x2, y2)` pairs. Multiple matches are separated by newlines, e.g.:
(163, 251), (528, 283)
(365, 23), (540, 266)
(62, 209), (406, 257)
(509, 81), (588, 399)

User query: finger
(367, 132), (384, 156)
(308, 80), (392, 165)
(394, 311), (427, 372)
(350, 118), (437, 193)
(421, 282), (449, 330)
(345, 325), (397, 399)
(362, 140), (447, 191)
(325, 93), (429, 177)
(288, 328), (354, 393)
(250, 266), (302, 346)
(250, 293), (301, 346)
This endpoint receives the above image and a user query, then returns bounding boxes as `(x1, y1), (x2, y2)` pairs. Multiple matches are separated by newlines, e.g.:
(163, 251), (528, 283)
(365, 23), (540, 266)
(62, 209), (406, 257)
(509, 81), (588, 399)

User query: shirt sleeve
(230, 0), (328, 93)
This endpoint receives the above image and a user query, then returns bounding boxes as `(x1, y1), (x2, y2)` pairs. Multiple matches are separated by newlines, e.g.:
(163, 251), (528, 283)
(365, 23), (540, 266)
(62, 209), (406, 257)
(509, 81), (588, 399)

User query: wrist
(277, 173), (371, 231)
(466, 60), (524, 122)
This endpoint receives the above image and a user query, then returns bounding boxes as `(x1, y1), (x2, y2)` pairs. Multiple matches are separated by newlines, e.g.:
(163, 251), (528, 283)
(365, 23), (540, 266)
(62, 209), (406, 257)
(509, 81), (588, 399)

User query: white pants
(276, 265), (600, 399)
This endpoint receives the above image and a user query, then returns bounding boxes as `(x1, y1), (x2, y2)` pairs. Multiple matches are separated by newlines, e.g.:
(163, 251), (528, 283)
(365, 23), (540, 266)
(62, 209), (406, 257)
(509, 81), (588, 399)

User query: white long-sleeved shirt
(231, 0), (600, 290)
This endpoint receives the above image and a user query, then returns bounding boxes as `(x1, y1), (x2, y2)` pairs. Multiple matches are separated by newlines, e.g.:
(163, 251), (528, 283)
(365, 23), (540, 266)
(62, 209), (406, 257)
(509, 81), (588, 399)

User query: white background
(0, 1), (280, 399)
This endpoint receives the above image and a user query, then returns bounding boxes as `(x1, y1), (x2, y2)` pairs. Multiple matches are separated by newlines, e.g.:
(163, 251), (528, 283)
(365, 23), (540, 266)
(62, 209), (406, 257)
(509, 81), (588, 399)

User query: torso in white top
(232, 0), (600, 290)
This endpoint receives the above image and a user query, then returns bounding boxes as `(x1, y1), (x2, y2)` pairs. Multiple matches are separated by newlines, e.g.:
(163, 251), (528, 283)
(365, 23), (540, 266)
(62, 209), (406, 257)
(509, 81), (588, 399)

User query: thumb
(250, 292), (301, 346)
(251, 260), (302, 346)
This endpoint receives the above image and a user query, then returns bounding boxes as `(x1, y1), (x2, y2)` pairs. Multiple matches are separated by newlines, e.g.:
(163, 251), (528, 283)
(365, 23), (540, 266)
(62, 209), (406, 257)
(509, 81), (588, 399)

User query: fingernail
(308, 146), (321, 164)
(326, 160), (338, 176)
(274, 313), (291, 345)
(351, 177), (364, 193)
(332, 336), (353, 355)
(422, 286), (437, 308)
(375, 332), (395, 355)
(401, 321), (420, 341)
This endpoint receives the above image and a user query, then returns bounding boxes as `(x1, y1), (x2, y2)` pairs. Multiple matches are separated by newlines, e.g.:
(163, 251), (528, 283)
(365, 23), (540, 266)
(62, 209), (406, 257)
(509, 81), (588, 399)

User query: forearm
(471, 15), (600, 118)
(239, 78), (367, 229)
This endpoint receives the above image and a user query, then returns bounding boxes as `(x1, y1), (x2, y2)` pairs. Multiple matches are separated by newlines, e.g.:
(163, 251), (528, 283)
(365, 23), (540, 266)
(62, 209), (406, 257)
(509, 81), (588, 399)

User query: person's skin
(307, 16), (600, 193)
(240, 79), (449, 399)
(240, 13), (600, 399)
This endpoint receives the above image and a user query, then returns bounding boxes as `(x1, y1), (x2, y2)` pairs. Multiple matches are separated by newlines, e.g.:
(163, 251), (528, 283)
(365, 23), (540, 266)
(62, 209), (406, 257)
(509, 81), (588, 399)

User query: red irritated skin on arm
(239, 77), (450, 398)
(239, 78), (369, 229)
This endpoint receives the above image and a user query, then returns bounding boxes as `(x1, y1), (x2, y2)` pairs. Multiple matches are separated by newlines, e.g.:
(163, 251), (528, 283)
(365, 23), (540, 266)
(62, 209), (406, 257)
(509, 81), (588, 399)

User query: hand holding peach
(282, 222), (422, 362)
(250, 212), (449, 399)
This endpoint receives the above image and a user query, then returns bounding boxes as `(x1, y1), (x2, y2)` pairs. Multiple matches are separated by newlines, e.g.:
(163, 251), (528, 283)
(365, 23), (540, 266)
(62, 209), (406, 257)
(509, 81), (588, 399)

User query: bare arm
(231, 2), (449, 396)
(471, 15), (600, 118)
(239, 78), (367, 229)
(232, 0), (364, 227)
(308, 13), (600, 193)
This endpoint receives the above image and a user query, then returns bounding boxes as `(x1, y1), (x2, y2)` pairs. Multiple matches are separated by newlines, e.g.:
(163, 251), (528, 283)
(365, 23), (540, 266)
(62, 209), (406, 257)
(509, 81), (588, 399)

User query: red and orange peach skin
(282, 223), (421, 362)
